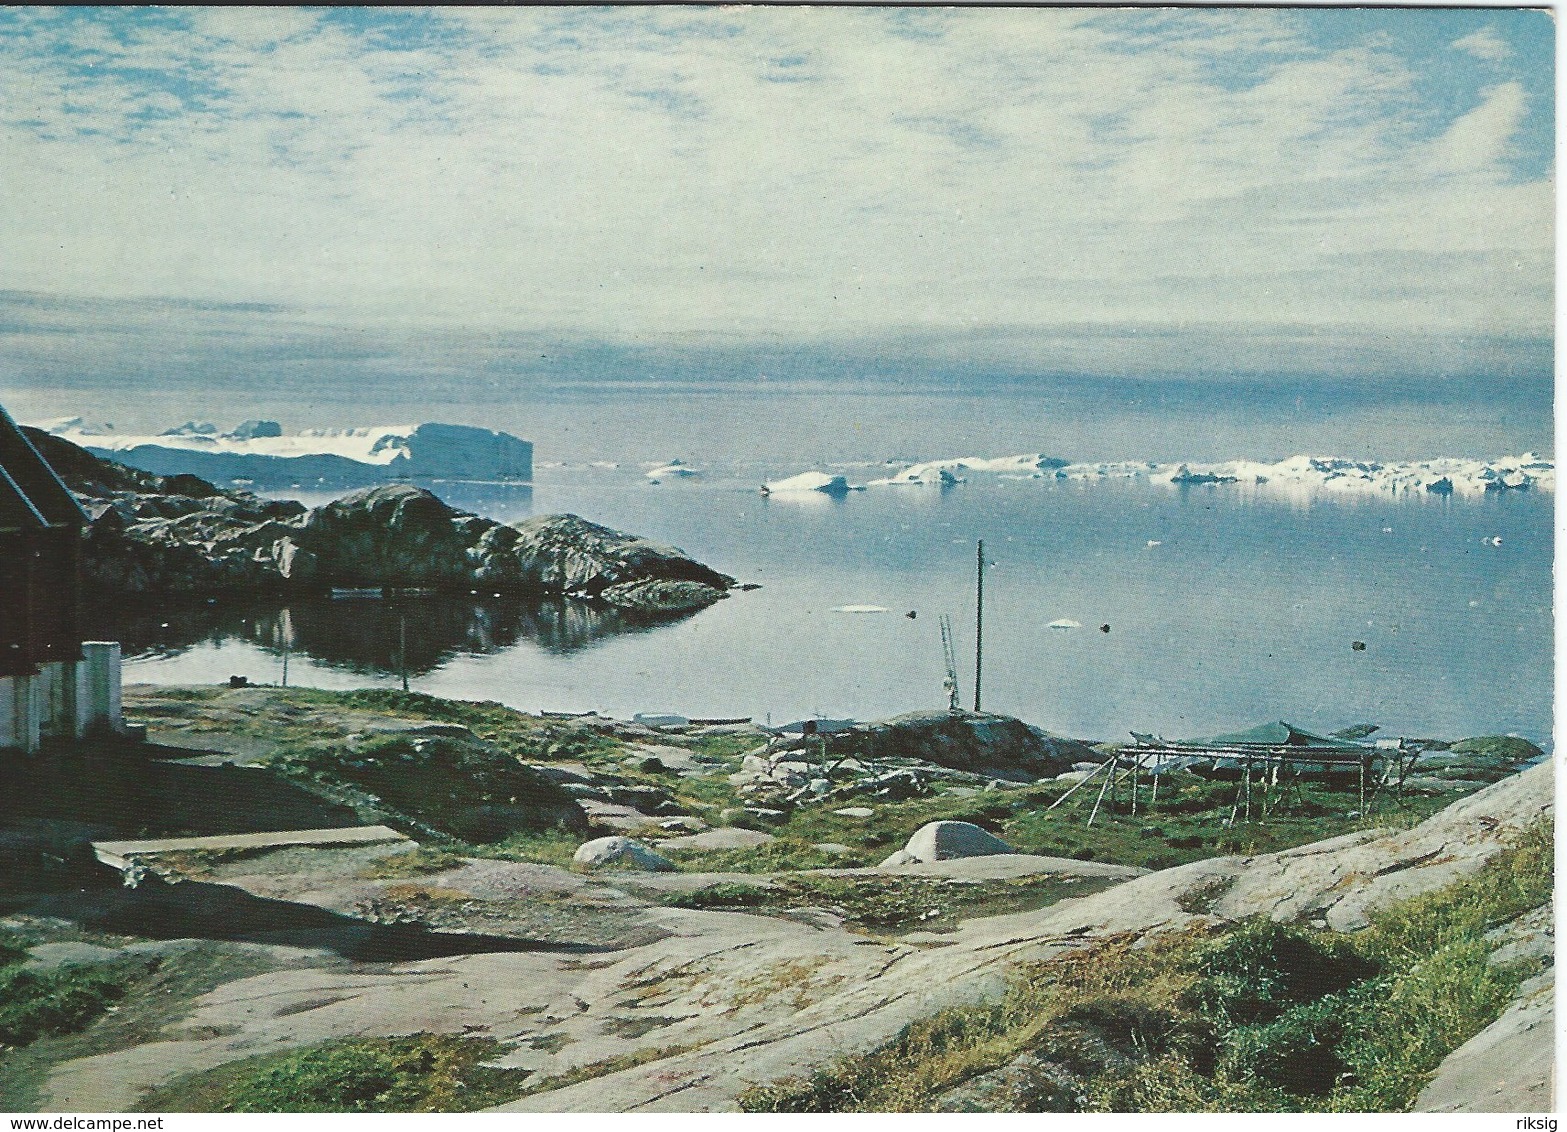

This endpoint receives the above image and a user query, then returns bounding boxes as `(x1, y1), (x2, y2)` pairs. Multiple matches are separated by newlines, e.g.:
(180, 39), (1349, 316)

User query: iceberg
(762, 471), (862, 496)
(37, 420), (533, 488)
(869, 453), (1067, 486)
(647, 462), (701, 480)
(866, 449), (1553, 498)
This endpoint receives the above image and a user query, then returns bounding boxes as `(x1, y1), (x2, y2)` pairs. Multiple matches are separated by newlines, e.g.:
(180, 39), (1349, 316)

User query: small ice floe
(761, 471), (861, 496)
(831, 605), (890, 614)
(647, 461), (700, 480)
(1048, 618), (1082, 630)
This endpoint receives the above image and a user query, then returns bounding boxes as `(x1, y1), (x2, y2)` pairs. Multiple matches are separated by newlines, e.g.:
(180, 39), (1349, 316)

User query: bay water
(98, 464), (1554, 747)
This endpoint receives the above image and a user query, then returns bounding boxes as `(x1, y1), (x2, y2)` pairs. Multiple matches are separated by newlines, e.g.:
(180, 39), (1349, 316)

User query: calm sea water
(97, 465), (1554, 747)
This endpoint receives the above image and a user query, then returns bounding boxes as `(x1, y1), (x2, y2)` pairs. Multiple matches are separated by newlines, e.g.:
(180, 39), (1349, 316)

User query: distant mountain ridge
(35, 418), (533, 488)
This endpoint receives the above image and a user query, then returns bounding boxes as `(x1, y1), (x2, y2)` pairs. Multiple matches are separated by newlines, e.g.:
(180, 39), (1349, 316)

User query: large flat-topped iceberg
(868, 451), (1552, 497)
(869, 453), (1068, 485)
(37, 419), (532, 487)
(762, 470), (862, 496)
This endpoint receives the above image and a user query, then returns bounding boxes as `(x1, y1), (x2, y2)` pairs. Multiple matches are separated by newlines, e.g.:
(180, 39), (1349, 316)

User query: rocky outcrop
(35, 431), (734, 614)
(283, 484), (477, 588)
(507, 515), (734, 613)
(493, 762), (1552, 1112)
(25, 756), (1549, 1113)
(1416, 968), (1553, 1112)
(824, 710), (1093, 779)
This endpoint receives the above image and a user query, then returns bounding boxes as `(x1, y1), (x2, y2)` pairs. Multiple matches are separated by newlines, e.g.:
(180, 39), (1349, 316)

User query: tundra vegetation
(737, 819), (1552, 1112)
(0, 685), (1545, 1112)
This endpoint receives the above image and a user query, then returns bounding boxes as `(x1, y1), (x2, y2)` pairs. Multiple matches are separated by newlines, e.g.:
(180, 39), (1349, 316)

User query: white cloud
(0, 7), (1551, 364)
(1452, 27), (1513, 63)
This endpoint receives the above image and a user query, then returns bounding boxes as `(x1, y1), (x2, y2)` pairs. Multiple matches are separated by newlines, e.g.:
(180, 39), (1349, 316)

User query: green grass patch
(765, 769), (1460, 876)
(741, 817), (1552, 1112)
(664, 837), (868, 873)
(456, 828), (583, 870)
(0, 963), (129, 1050)
(0, 932), (29, 968)
(269, 732), (585, 843)
(664, 872), (1114, 935)
(141, 1033), (530, 1113)
(356, 847), (469, 879)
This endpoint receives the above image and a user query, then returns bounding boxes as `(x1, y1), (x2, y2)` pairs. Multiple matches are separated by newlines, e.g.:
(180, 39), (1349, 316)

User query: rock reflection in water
(86, 594), (690, 676)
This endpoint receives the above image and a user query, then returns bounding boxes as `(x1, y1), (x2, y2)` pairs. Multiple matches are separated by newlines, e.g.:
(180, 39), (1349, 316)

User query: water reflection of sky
(110, 473), (1552, 746)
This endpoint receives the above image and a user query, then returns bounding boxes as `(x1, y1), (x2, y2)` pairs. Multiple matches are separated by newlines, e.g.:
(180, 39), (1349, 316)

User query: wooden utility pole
(974, 539), (984, 712)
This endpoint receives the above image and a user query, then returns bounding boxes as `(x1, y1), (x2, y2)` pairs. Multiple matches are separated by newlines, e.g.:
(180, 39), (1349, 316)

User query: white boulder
(901, 820), (1015, 863)
(572, 836), (676, 872)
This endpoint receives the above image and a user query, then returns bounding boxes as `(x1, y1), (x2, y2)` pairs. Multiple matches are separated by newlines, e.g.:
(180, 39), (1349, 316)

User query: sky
(0, 5), (1554, 442)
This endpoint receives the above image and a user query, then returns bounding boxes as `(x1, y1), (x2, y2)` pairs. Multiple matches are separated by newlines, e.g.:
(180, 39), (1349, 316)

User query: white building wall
(0, 643), (121, 751)
(81, 642), (122, 736)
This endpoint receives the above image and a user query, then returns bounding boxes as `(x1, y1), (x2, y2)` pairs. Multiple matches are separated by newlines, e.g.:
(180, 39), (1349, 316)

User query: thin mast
(974, 539), (984, 712)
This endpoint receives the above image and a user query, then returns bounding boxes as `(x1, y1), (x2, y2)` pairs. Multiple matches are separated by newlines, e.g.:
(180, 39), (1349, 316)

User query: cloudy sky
(0, 6), (1553, 428)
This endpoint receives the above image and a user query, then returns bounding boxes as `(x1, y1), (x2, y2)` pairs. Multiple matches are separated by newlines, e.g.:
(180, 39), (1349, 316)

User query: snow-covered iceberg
(1151, 454), (1554, 496)
(37, 420), (533, 488)
(869, 453), (1066, 486)
(867, 450), (1553, 497)
(646, 460), (701, 481)
(762, 471), (862, 496)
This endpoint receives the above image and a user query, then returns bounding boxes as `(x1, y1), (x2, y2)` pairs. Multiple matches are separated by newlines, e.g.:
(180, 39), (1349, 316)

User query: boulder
(296, 484), (475, 588)
(509, 514), (734, 609)
(824, 710), (1092, 779)
(572, 836), (676, 872)
(901, 820), (1015, 863)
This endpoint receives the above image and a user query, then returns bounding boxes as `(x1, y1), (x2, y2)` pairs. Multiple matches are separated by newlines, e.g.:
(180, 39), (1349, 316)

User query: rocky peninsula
(28, 428), (735, 615)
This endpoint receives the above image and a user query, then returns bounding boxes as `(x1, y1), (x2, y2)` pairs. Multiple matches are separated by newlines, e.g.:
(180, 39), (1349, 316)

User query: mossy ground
(659, 873), (1121, 935)
(138, 1033), (531, 1113)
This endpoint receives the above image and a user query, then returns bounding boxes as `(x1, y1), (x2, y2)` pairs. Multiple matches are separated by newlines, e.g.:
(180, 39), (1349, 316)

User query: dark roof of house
(0, 403), (87, 533)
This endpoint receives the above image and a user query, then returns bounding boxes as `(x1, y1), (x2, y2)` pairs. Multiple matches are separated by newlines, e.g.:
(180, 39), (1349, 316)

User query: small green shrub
(464, 828), (582, 869)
